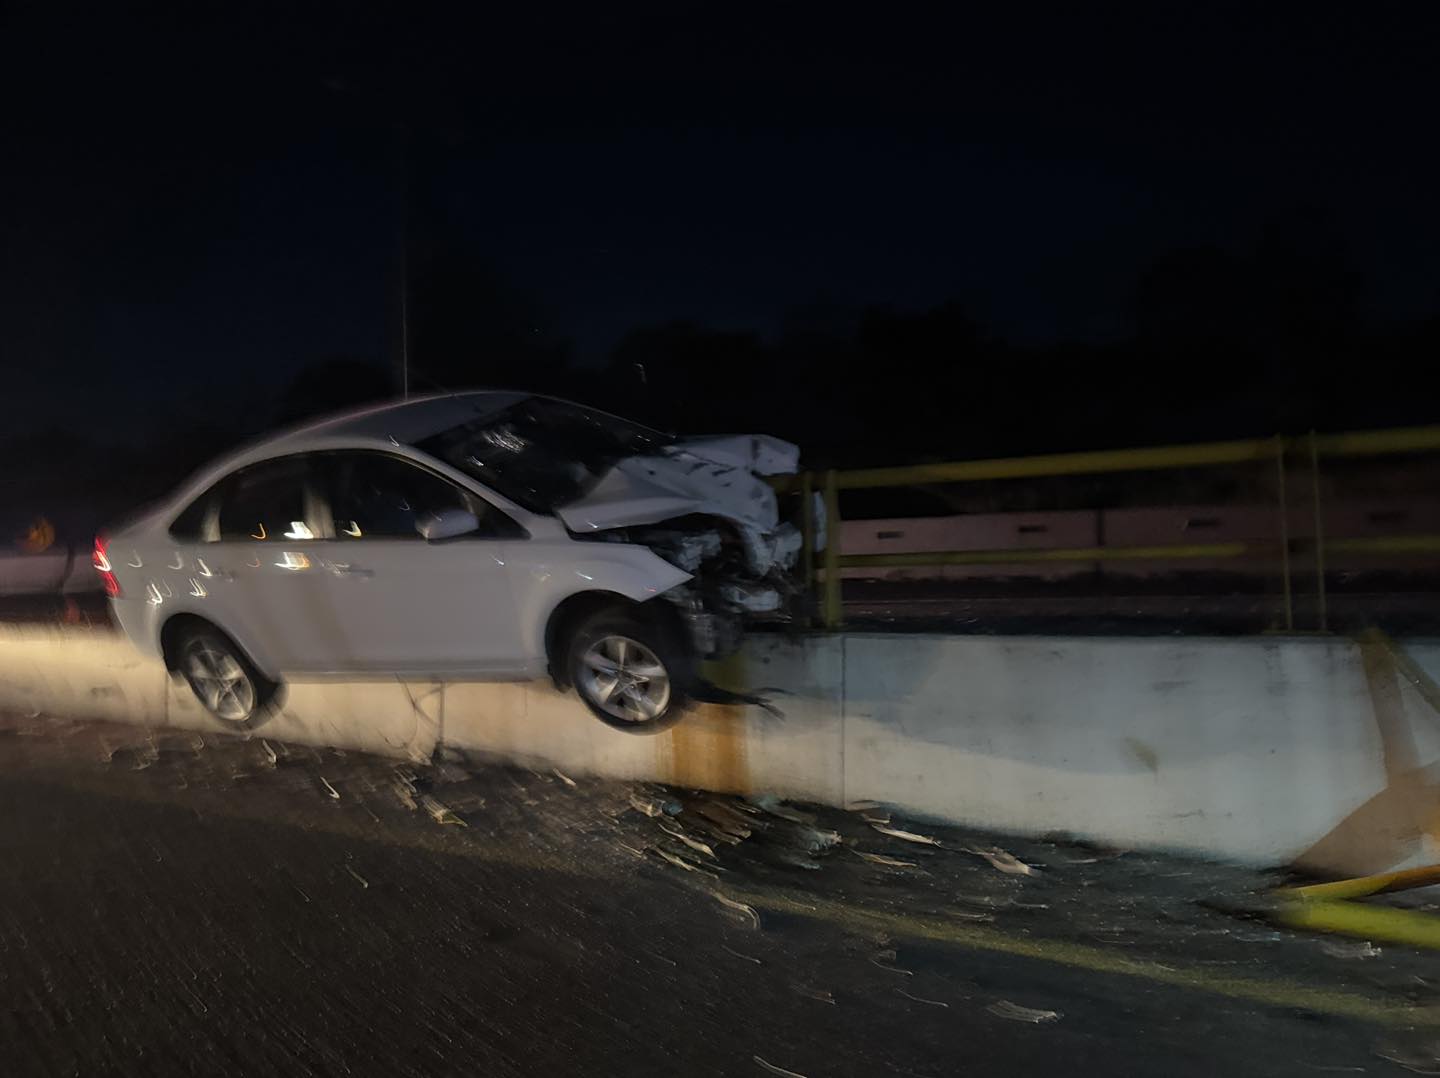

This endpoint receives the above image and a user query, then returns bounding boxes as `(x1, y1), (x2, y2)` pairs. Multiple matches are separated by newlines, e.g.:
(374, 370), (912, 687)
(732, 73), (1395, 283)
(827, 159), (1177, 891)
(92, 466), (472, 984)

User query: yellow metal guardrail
(1276, 817), (1440, 951)
(784, 425), (1440, 630)
(1265, 632), (1440, 950)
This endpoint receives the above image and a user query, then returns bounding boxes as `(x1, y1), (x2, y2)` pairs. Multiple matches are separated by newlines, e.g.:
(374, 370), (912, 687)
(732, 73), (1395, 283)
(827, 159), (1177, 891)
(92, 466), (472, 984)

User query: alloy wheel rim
(578, 635), (671, 723)
(183, 640), (256, 721)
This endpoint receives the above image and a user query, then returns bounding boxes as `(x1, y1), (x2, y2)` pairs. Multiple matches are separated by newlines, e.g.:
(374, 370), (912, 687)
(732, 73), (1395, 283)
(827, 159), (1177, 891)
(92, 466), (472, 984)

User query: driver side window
(319, 452), (520, 540)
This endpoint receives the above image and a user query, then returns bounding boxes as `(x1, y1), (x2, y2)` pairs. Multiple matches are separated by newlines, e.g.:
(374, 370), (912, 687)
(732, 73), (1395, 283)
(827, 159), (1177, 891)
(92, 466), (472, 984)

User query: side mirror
(417, 508), (480, 541)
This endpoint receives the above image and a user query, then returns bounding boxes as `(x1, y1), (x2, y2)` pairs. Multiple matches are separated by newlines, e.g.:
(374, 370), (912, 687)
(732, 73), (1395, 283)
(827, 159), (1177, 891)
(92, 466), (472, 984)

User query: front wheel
(567, 608), (692, 733)
(177, 626), (276, 730)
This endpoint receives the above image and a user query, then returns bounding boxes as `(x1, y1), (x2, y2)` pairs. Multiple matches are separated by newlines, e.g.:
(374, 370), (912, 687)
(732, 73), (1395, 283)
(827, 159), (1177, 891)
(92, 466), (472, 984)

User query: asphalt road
(1, 715), (1437, 1077)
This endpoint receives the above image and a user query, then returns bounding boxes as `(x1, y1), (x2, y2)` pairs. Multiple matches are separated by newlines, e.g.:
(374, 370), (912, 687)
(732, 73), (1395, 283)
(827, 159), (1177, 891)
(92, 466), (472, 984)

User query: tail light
(93, 534), (120, 598)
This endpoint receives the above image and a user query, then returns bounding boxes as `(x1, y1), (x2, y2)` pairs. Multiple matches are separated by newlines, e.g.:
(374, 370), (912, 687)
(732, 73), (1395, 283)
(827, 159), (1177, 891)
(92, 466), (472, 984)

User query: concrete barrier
(0, 625), (440, 760)
(3, 624), (1438, 874)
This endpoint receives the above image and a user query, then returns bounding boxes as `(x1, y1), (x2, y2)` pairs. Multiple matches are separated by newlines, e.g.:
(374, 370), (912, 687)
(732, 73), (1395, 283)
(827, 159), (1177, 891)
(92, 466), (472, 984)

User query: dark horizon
(4, 5), (1439, 450)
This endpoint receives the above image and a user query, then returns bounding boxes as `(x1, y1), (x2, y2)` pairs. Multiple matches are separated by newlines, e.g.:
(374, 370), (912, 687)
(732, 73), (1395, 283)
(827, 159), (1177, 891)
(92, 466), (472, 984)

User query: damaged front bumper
(558, 432), (815, 659)
(654, 519), (806, 658)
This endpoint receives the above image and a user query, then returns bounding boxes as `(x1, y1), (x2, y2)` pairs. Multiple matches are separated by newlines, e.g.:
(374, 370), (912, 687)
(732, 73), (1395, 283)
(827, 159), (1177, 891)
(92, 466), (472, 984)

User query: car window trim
(203, 453), (327, 545)
(311, 449), (529, 542)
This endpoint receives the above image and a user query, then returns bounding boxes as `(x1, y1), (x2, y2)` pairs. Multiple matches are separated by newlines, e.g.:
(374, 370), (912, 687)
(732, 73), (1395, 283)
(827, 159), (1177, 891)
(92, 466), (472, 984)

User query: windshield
(417, 398), (674, 514)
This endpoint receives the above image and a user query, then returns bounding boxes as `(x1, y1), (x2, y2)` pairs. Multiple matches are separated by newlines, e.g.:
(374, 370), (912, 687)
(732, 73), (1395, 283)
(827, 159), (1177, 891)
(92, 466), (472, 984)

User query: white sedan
(98, 393), (802, 732)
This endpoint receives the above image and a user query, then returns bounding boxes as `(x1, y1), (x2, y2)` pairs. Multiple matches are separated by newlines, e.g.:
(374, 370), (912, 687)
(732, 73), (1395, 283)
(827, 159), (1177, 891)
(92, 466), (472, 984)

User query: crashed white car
(98, 393), (803, 732)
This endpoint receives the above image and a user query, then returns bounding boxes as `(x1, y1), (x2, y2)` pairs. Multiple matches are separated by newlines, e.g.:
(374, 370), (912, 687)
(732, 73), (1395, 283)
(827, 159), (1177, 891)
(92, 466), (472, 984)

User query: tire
(566, 606), (693, 733)
(176, 625), (277, 731)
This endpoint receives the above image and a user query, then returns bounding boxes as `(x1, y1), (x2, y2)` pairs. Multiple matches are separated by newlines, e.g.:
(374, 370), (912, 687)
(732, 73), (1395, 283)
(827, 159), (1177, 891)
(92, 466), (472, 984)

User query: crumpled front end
(558, 434), (811, 657)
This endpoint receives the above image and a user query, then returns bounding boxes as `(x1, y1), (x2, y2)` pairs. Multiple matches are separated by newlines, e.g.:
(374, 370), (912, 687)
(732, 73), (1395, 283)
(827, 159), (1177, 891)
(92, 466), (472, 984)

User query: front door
(308, 451), (526, 676)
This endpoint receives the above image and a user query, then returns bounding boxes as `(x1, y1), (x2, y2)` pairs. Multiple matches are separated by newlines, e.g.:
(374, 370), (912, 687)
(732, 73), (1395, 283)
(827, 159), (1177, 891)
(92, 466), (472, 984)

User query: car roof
(151, 391), (528, 514)
(263, 390), (528, 451)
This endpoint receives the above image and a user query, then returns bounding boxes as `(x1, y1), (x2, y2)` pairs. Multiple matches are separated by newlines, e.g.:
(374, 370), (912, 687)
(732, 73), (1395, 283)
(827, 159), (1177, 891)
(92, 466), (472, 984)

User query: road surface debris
(969, 845), (1039, 876)
(987, 1000), (1062, 1023)
(853, 849), (919, 869)
(753, 1056), (810, 1078)
(420, 794), (466, 825)
(897, 988), (949, 1008)
(870, 823), (942, 846)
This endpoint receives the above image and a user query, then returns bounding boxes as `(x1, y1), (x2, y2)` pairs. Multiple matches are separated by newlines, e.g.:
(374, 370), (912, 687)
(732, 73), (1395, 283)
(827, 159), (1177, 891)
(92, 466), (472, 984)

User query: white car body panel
(102, 393), (779, 684)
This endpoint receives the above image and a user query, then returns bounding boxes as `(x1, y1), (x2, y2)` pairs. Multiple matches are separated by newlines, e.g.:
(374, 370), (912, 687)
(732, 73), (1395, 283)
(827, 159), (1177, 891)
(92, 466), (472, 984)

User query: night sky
(4, 4), (1438, 445)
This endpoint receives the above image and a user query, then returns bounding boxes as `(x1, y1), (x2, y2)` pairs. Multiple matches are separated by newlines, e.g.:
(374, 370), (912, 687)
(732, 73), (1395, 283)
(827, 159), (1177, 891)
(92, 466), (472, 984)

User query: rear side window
(169, 493), (213, 541)
(217, 457), (315, 541)
(319, 452), (522, 540)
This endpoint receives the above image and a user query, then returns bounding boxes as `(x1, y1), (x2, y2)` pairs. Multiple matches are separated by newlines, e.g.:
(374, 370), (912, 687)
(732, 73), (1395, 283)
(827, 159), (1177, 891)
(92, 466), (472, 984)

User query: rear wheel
(177, 626), (275, 729)
(567, 608), (692, 733)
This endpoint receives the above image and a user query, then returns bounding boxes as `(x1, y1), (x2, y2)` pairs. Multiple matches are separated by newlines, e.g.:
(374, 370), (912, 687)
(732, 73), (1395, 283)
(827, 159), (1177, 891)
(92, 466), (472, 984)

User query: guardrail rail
(775, 425), (1440, 631)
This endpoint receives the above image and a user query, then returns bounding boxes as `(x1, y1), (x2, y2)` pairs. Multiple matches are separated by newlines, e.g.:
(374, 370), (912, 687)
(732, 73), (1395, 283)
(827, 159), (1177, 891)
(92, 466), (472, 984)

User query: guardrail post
(822, 469), (843, 630)
(1275, 435), (1294, 631)
(799, 472), (815, 625)
(1309, 430), (1328, 632)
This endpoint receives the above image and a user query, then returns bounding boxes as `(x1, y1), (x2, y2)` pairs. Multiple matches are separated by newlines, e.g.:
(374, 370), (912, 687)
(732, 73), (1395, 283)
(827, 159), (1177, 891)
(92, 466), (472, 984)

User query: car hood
(555, 434), (800, 534)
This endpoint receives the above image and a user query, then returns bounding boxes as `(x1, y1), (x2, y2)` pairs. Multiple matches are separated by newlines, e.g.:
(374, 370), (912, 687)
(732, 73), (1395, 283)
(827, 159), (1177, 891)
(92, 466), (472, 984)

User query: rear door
(201, 455), (338, 671)
(307, 451), (527, 675)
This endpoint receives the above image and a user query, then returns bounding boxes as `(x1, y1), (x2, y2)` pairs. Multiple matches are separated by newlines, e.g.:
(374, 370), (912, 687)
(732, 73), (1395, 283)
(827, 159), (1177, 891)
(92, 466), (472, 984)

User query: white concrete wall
(3, 624), (1439, 874)
(839, 635), (1440, 870)
(0, 625), (440, 760)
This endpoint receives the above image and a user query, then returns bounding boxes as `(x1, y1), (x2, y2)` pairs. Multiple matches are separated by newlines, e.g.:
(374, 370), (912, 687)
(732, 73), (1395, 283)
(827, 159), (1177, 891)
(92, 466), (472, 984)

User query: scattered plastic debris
(420, 794), (466, 826)
(712, 890), (760, 929)
(853, 850), (919, 869)
(629, 793), (681, 818)
(723, 944), (761, 964)
(897, 988), (949, 1007)
(659, 819), (717, 859)
(1319, 938), (1381, 959)
(797, 827), (842, 853)
(656, 848), (702, 873)
(1374, 1037), (1440, 1075)
(344, 865), (369, 889)
(693, 798), (754, 839)
(968, 846), (1039, 876)
(393, 781), (418, 812)
(791, 984), (835, 1004)
(754, 1056), (810, 1078)
(987, 1000), (1061, 1023)
(870, 823), (941, 846)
